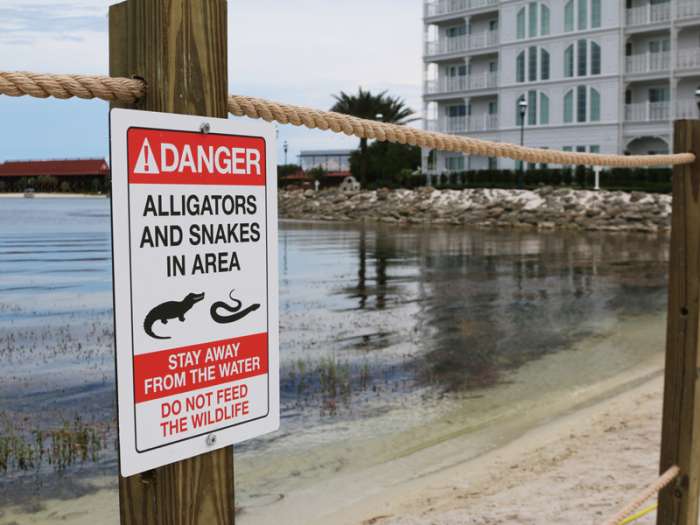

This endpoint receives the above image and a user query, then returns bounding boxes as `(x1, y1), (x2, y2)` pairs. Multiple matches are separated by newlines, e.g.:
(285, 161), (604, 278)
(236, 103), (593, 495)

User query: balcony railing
(424, 72), (498, 94)
(625, 2), (671, 26)
(424, 0), (498, 17)
(677, 0), (700, 19)
(625, 101), (670, 122)
(677, 48), (700, 69)
(424, 30), (499, 56)
(625, 52), (671, 74)
(426, 114), (499, 133)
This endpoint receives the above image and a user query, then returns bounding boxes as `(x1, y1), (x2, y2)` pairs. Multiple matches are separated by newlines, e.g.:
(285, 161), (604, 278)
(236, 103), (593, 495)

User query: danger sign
(110, 109), (279, 477)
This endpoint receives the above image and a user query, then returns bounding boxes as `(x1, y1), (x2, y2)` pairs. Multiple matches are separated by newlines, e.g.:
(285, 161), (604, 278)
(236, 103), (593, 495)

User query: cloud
(0, 0), (423, 163)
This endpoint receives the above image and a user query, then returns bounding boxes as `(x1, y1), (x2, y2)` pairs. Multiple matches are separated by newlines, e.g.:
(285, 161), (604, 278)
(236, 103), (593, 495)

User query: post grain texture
(657, 119), (700, 525)
(109, 1), (234, 524)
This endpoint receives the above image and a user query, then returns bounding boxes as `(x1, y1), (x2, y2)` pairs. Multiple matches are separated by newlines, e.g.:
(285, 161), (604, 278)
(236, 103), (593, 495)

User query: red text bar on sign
(133, 333), (269, 403)
(128, 128), (267, 186)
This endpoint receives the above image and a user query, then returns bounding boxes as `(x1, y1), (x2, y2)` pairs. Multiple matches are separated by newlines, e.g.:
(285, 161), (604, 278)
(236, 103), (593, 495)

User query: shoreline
(279, 187), (671, 234)
(0, 314), (669, 524)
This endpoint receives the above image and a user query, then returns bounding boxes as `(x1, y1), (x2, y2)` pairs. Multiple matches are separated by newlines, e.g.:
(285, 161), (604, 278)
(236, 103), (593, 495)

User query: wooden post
(108, 1), (234, 524)
(657, 119), (700, 525)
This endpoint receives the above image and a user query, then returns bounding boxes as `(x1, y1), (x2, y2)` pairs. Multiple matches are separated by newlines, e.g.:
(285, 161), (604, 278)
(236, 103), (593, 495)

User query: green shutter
(541, 49), (550, 80)
(528, 90), (537, 125)
(564, 90), (574, 123)
(529, 2), (538, 38)
(540, 93), (550, 125)
(590, 88), (601, 122)
(578, 0), (588, 30)
(517, 8), (526, 39)
(541, 5), (551, 36)
(517, 51), (525, 83)
(564, 45), (574, 77)
(565, 1), (574, 32)
(591, 0), (602, 28)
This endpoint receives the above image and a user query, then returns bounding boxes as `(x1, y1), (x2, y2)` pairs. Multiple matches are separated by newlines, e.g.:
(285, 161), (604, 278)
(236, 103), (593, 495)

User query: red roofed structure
(0, 159), (110, 192)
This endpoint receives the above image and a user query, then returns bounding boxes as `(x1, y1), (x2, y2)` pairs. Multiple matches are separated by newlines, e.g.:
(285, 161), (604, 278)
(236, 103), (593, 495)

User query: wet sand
(0, 312), (668, 525)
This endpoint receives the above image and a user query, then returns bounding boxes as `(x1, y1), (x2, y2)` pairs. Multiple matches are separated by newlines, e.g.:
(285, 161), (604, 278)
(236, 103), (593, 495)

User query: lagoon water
(0, 197), (670, 522)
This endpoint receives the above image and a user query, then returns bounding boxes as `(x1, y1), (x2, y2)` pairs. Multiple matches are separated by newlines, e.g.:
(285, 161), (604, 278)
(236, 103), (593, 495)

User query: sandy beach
(0, 315), (670, 525)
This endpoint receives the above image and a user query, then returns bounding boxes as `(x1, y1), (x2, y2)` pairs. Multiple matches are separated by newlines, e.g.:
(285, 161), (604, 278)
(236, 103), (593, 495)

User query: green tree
(330, 88), (415, 186)
(277, 164), (302, 184)
(349, 141), (420, 188)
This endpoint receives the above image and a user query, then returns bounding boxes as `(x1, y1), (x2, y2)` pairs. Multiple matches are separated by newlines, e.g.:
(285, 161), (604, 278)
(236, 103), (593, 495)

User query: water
(0, 197), (670, 522)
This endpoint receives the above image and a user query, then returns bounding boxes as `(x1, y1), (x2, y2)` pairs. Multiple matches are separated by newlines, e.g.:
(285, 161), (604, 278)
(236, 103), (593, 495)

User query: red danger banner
(133, 332), (268, 403)
(128, 128), (267, 186)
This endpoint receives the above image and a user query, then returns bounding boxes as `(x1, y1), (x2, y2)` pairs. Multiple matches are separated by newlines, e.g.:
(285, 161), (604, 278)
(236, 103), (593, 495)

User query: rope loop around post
(0, 70), (695, 168)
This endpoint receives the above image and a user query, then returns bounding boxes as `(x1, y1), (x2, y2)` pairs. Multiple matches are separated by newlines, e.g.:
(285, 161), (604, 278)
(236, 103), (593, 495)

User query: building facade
(0, 159), (110, 192)
(422, 0), (700, 174)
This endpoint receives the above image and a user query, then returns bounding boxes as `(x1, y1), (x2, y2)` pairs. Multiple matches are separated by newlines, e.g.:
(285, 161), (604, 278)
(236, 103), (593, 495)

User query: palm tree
(331, 88), (415, 186)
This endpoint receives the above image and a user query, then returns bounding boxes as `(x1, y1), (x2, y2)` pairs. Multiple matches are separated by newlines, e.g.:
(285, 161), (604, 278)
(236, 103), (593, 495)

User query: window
(591, 0), (601, 28)
(577, 40), (587, 77)
(529, 2), (538, 38)
(591, 42), (601, 75)
(565, 45), (574, 77)
(541, 5), (551, 36)
(590, 88), (600, 121)
(625, 89), (632, 105)
(540, 93), (550, 124)
(446, 156), (464, 171)
(446, 25), (466, 37)
(541, 49), (550, 80)
(564, 90), (574, 123)
(565, 1), (575, 32)
(577, 85), (587, 122)
(446, 105), (466, 117)
(578, 0), (588, 30)
(528, 46), (538, 81)
(590, 145), (600, 154)
(489, 19), (499, 31)
(528, 90), (538, 125)
(516, 51), (525, 82)
(489, 61), (498, 73)
(517, 8), (526, 39)
(488, 157), (498, 170)
(488, 101), (498, 114)
(649, 87), (669, 103)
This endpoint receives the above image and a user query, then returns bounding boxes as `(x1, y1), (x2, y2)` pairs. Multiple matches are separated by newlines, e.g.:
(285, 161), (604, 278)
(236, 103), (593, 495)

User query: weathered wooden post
(108, 1), (235, 523)
(657, 119), (700, 525)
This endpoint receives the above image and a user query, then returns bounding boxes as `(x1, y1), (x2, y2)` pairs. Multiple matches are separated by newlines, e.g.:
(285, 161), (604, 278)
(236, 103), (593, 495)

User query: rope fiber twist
(0, 70), (695, 168)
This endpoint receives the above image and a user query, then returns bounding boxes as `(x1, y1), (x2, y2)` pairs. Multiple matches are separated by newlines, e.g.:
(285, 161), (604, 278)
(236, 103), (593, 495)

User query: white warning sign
(109, 109), (279, 477)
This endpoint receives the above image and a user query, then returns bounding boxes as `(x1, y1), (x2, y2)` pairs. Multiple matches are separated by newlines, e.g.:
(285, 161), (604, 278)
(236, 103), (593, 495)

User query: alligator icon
(210, 289), (260, 324)
(143, 292), (205, 340)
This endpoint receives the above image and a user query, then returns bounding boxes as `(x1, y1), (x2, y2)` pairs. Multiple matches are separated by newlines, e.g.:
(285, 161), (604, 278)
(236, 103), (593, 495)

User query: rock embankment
(279, 187), (671, 233)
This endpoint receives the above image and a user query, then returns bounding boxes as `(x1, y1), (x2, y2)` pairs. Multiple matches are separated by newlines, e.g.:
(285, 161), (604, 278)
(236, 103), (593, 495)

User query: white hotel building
(421, 0), (700, 173)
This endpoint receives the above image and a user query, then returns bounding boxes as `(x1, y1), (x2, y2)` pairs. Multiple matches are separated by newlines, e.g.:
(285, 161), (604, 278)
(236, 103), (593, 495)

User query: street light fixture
(283, 140), (288, 165)
(695, 87), (700, 113)
(375, 113), (384, 121)
(518, 99), (528, 190)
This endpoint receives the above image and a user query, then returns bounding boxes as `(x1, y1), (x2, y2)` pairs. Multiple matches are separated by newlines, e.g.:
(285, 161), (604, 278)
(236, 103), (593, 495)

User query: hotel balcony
(424, 30), (499, 58)
(424, 0), (497, 18)
(624, 52), (670, 75)
(426, 114), (499, 133)
(677, 48), (700, 70)
(424, 72), (499, 95)
(624, 100), (698, 122)
(625, 2), (671, 27)
(677, 0), (700, 20)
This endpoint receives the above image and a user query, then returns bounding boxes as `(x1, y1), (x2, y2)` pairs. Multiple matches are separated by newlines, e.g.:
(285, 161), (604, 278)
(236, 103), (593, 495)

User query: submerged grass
(0, 413), (106, 473)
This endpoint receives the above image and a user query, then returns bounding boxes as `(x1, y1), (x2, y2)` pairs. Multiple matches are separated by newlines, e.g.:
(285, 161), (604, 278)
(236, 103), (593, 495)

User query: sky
(0, 0), (423, 165)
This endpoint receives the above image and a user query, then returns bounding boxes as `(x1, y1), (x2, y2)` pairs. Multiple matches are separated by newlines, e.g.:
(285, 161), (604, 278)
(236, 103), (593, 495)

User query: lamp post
(518, 98), (528, 190)
(695, 87), (700, 115)
(283, 140), (288, 165)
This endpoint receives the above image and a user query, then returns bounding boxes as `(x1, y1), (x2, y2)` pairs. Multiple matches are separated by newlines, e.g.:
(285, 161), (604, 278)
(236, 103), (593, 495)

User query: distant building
(0, 159), (110, 192)
(422, 0), (700, 173)
(298, 149), (354, 174)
